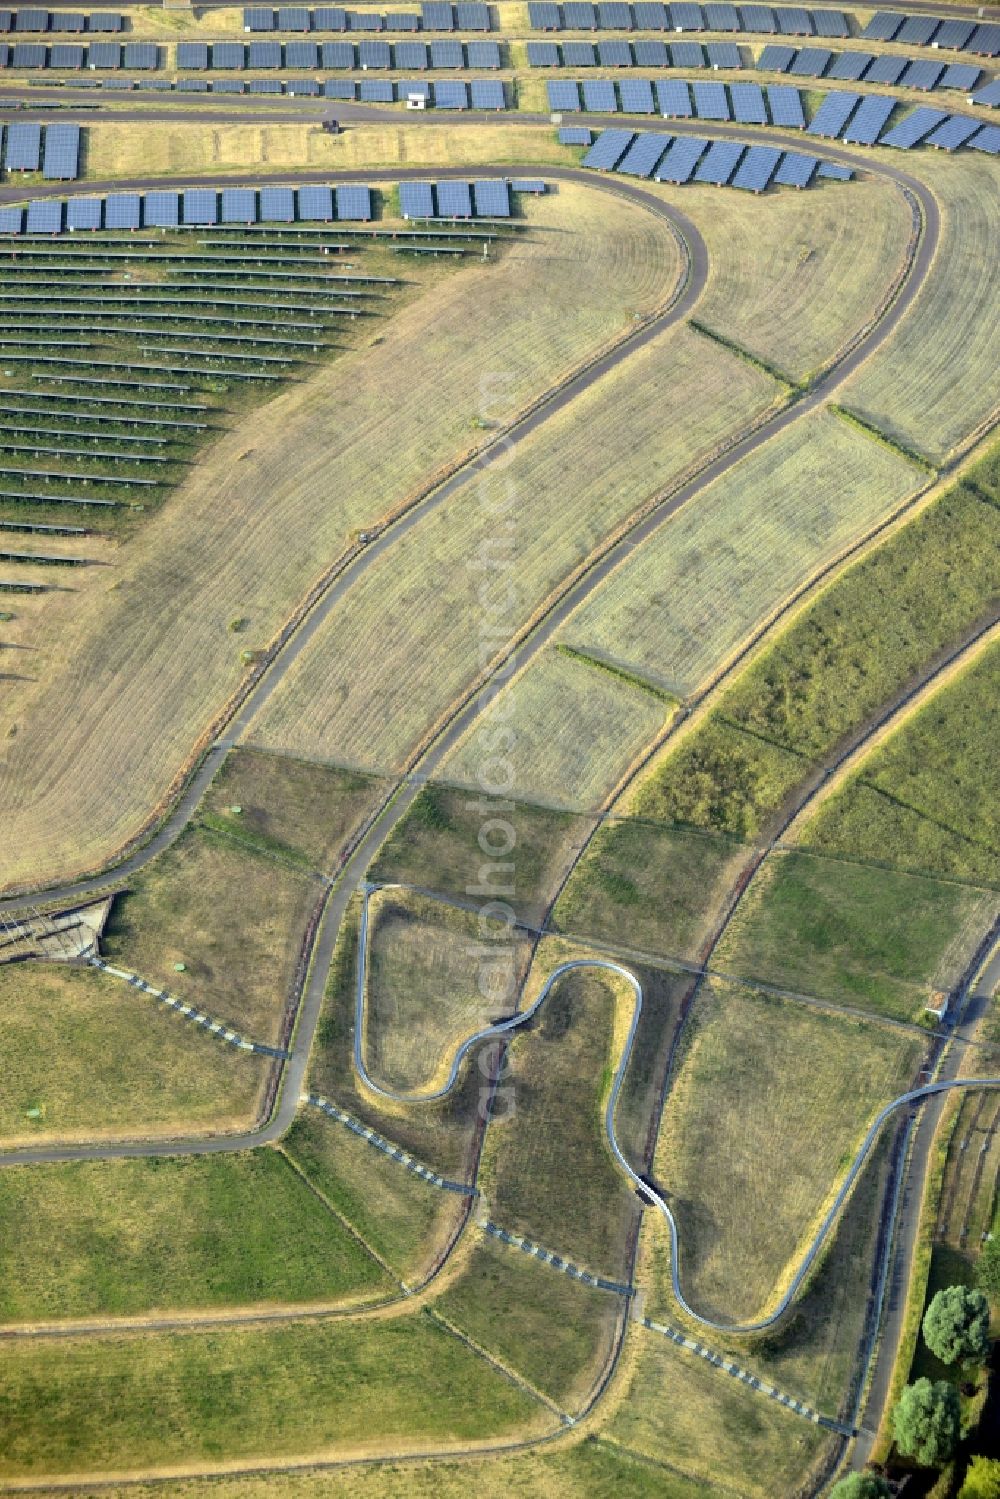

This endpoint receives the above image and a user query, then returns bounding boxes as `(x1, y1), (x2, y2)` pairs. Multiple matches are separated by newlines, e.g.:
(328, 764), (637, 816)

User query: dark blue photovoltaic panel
(656, 78), (691, 115)
(42, 123), (80, 179)
(598, 38), (631, 65)
(336, 184), (371, 220)
(706, 41), (741, 67)
(123, 41), (157, 69)
(434, 79), (468, 106)
(816, 159), (851, 178)
(104, 193), (141, 229)
(933, 20), (974, 50)
(422, 1), (455, 28)
(471, 77), (505, 106)
(811, 9), (847, 37)
(805, 88), (858, 135)
(395, 38), (428, 65)
(789, 46), (830, 76)
(26, 199), (62, 234)
(247, 76), (281, 90)
(87, 10), (123, 30)
(599, 1), (632, 26)
(968, 123), (1000, 152)
(508, 178), (546, 191)
(12, 40), (45, 64)
(87, 40), (121, 67)
(359, 77), (393, 99)
(213, 41), (246, 67)
(260, 184), (295, 219)
(775, 6), (810, 33)
(528, 1), (561, 26)
(671, 3), (704, 30)
(971, 80), (1000, 106)
(895, 15), (937, 45)
(634, 38), (668, 65)
(757, 42), (793, 71)
(899, 59), (944, 91)
(323, 77), (355, 95)
(547, 78), (581, 108)
(653, 133), (707, 179)
(739, 4), (775, 32)
(467, 39), (500, 66)
(582, 77), (617, 109)
(558, 125), (593, 142)
(925, 114), (981, 150)
(859, 11), (903, 41)
(435, 179), (473, 216)
(527, 40), (559, 63)
(938, 63), (980, 91)
(692, 79), (729, 117)
(15, 7), (47, 29)
(221, 186), (256, 221)
(399, 180), (434, 217)
(178, 41), (209, 68)
(581, 126), (635, 167)
(731, 141), (780, 188)
(65, 195), (102, 229)
(214, 77), (246, 92)
(4, 122), (41, 170)
(50, 43), (84, 66)
(183, 189), (218, 225)
(619, 76), (654, 111)
(864, 53), (906, 84)
(472, 179), (509, 215)
(430, 37), (462, 65)
(349, 10), (382, 28)
(965, 24), (1000, 58)
(358, 38), (390, 65)
(773, 81), (809, 123)
(634, 1), (669, 27)
(731, 80), (766, 122)
(827, 50), (871, 81)
(0, 205), (23, 233)
(564, 1), (597, 25)
(616, 130), (670, 175)
(387, 11), (419, 29)
(563, 40), (596, 63)
(398, 76), (430, 98)
(773, 149), (817, 185)
(144, 190), (179, 227)
(248, 39), (281, 64)
(841, 92), (895, 143)
(455, 3), (490, 29)
(704, 2), (739, 28)
(245, 8), (275, 30)
(670, 40), (703, 66)
(879, 105), (948, 147)
(322, 39), (353, 64)
(298, 184), (334, 218)
(315, 5), (348, 24)
(285, 39), (318, 65)
(51, 13), (86, 32)
(278, 6), (311, 28)
(693, 138), (744, 182)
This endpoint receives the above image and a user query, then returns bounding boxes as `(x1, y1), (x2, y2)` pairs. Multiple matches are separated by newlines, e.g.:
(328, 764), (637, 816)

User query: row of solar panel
(860, 11), (999, 56)
(547, 73), (805, 119)
(176, 37), (501, 68)
(0, 8), (120, 31)
(528, 3), (848, 34)
(581, 124), (853, 187)
(0, 184), (375, 236)
(0, 39), (156, 66)
(806, 88), (1000, 149)
(242, 3), (490, 29)
(398, 178), (511, 216)
(5, 72), (506, 102)
(755, 43), (983, 88)
(528, 37), (746, 65)
(0, 120), (80, 176)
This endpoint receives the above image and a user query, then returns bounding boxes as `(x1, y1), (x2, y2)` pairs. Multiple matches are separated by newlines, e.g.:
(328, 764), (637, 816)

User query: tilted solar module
(181, 189), (217, 225)
(358, 37), (390, 64)
(247, 76), (282, 89)
(789, 46), (830, 76)
(899, 58), (944, 91)
(739, 5), (776, 33)
(965, 24), (1000, 57)
(731, 79), (766, 121)
(0, 205), (23, 233)
(971, 79), (1000, 105)
(772, 148), (818, 184)
(670, 39), (704, 65)
(387, 12), (420, 29)
(924, 113), (981, 150)
(466, 38), (500, 65)
(0, 16), (7, 36)
(26, 199), (62, 234)
(12, 40), (45, 64)
(582, 77), (618, 108)
(51, 13), (86, 32)
(220, 186), (257, 222)
(65, 195), (101, 229)
(455, 3), (490, 29)
(178, 41), (209, 68)
(214, 77), (247, 91)
(967, 122), (1000, 151)
(879, 104), (948, 147)
(399, 180), (435, 217)
(429, 37), (462, 64)
(547, 77), (581, 107)
(398, 76), (431, 98)
(767, 83), (804, 125)
(144, 190), (180, 227)
(247, 38), (281, 64)
(528, 1), (561, 26)
(581, 126), (635, 166)
(811, 9), (847, 37)
(359, 77), (393, 98)
(692, 78), (729, 116)
(104, 192), (141, 229)
(433, 78), (468, 105)
(775, 7), (811, 35)
(297, 184), (334, 218)
(244, 7), (275, 30)
(656, 77), (691, 114)
(634, 38), (668, 64)
(285, 39), (318, 64)
(619, 75), (654, 110)
(290, 73), (319, 88)
(212, 41), (246, 66)
(841, 91), (895, 143)
(14, 7), (47, 30)
(42, 123), (80, 179)
(706, 41), (742, 68)
(671, 3), (705, 31)
(615, 129), (670, 174)
(396, 38), (428, 65)
(827, 50), (871, 81)
(564, 1), (597, 25)
(435, 178), (473, 216)
(4, 122), (41, 169)
(805, 87), (858, 134)
(123, 41), (158, 69)
(654, 133), (707, 179)
(634, 1), (669, 26)
(693, 138), (744, 181)
(0, 40), (9, 63)
(757, 43), (794, 70)
(314, 6), (348, 27)
(349, 11), (383, 29)
(86, 10), (122, 30)
(933, 20), (974, 50)
(938, 63), (980, 90)
(508, 177), (546, 190)
(421, 1), (455, 28)
(102, 75), (131, 88)
(895, 15), (938, 46)
(597, 38), (632, 64)
(278, 6), (311, 28)
(859, 11), (903, 41)
(864, 52), (906, 84)
(323, 77), (355, 95)
(472, 179), (509, 215)
(336, 184), (371, 220)
(704, 2), (739, 28)
(816, 159), (851, 177)
(322, 39), (354, 64)
(598, 2), (633, 27)
(562, 39), (596, 62)
(731, 141), (780, 188)
(260, 184), (295, 219)
(527, 39), (559, 62)
(558, 124), (593, 142)
(50, 43), (84, 67)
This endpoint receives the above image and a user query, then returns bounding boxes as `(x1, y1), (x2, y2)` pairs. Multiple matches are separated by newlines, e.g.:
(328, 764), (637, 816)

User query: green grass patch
(0, 1151), (392, 1322)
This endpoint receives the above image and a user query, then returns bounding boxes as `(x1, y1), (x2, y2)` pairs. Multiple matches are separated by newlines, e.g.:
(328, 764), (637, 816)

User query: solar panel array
(40, 121), (80, 179)
(0, 183), (381, 234)
(525, 3), (849, 32)
(860, 12), (1000, 57)
(580, 124), (849, 188)
(0, 8), (121, 29)
(171, 37), (502, 69)
(242, 3), (491, 27)
(547, 74), (807, 124)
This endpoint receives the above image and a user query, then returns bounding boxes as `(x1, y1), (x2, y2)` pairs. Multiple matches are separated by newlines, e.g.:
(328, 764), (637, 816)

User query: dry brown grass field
(0, 185), (680, 895)
(248, 324), (778, 773)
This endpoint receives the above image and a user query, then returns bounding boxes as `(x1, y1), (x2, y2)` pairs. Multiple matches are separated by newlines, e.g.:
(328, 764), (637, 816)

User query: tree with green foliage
(829, 1473), (892, 1499)
(922, 1284), (991, 1366)
(892, 1379), (961, 1466)
(959, 1456), (1000, 1499)
(976, 1238), (1000, 1300)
